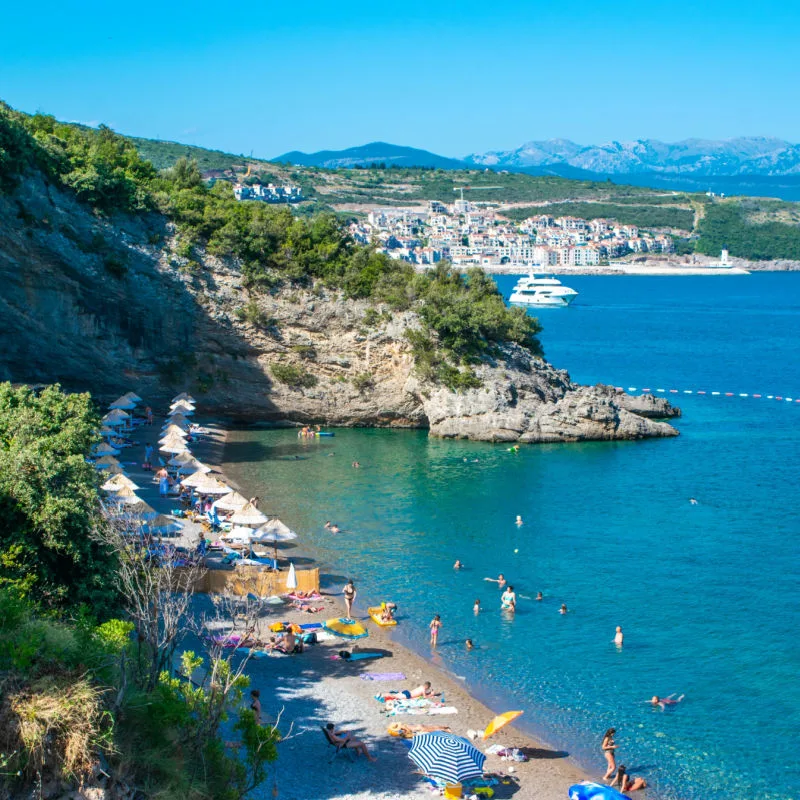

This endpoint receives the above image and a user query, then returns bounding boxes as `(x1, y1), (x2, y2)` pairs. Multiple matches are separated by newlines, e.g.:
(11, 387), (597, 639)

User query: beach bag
(302, 632), (317, 645)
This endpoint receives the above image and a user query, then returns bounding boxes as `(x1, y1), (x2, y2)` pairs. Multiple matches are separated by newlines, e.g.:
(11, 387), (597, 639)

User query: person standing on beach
(145, 406), (153, 425)
(144, 443), (153, 471)
(429, 614), (442, 647)
(156, 467), (169, 497)
(343, 580), (356, 619)
(601, 728), (618, 780)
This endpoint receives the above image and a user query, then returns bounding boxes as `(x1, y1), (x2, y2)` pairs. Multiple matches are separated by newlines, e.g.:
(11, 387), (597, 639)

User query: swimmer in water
(465, 638), (474, 650)
(324, 521), (331, 529)
(454, 559), (463, 569)
(559, 603), (568, 614)
(536, 592), (543, 601)
(515, 515), (523, 526)
(473, 598), (481, 614)
(650, 694), (685, 710)
(689, 497), (698, 505)
(614, 626), (624, 646)
(330, 524), (341, 534)
(484, 573), (506, 589)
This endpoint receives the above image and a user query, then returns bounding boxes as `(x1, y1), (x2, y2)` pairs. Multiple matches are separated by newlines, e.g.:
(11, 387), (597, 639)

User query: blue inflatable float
(568, 783), (628, 800)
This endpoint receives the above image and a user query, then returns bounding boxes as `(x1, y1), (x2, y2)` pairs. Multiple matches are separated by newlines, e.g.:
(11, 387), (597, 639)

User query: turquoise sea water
(223, 273), (800, 800)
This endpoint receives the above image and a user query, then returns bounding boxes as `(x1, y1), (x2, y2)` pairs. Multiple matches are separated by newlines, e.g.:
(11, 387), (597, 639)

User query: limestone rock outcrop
(0, 175), (679, 443)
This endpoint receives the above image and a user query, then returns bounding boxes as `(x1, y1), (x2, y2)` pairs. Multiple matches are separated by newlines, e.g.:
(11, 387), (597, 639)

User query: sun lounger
(321, 726), (356, 763)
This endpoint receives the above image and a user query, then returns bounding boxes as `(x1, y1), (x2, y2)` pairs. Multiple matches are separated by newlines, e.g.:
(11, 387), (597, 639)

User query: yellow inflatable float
(368, 603), (397, 627)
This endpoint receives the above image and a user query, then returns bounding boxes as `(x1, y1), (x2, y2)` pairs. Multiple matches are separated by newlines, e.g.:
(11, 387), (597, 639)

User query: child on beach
(611, 765), (647, 792)
(429, 614), (442, 647)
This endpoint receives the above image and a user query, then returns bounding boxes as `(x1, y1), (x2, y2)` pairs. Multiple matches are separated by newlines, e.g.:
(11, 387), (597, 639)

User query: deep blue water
(223, 273), (800, 800)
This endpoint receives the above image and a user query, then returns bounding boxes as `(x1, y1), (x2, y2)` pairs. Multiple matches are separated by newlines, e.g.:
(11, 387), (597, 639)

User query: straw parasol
(109, 486), (142, 504)
(162, 423), (189, 438)
(169, 402), (195, 417)
(94, 455), (121, 468)
(251, 519), (297, 561)
(102, 474), (139, 491)
(99, 426), (117, 438)
(172, 392), (195, 403)
(122, 391), (142, 403)
(229, 503), (268, 527)
(222, 525), (259, 541)
(93, 442), (120, 457)
(180, 470), (211, 487)
(159, 432), (188, 447)
(143, 514), (183, 535)
(170, 398), (196, 410)
(123, 500), (158, 519)
(103, 408), (131, 423)
(102, 464), (126, 476)
(171, 456), (210, 475)
(109, 396), (136, 410)
(159, 436), (189, 454)
(213, 490), (250, 512)
(164, 414), (190, 430)
(192, 475), (231, 495)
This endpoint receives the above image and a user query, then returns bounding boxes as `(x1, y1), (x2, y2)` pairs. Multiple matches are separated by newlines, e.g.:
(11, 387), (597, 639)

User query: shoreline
(215, 425), (598, 799)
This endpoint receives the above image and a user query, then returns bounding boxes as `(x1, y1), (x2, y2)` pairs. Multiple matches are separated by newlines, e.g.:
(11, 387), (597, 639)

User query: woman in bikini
(343, 579), (356, 619)
(429, 614), (442, 647)
(602, 728), (618, 780)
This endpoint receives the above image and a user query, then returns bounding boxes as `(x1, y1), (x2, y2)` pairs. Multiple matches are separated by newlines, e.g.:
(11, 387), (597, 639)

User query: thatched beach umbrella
(169, 402), (195, 417)
(159, 435), (189, 454)
(164, 414), (190, 430)
(109, 396), (136, 410)
(213, 490), (250, 512)
(222, 525), (258, 542)
(103, 464), (127, 476)
(162, 424), (188, 439)
(103, 408), (131, 424)
(143, 514), (183, 535)
(93, 442), (120, 457)
(109, 485), (142, 505)
(172, 392), (195, 403)
(123, 391), (142, 403)
(124, 500), (158, 520)
(102, 474), (139, 492)
(229, 503), (268, 527)
(93, 455), (121, 468)
(251, 519), (297, 561)
(193, 475), (231, 495)
(180, 470), (211, 488)
(170, 456), (210, 475)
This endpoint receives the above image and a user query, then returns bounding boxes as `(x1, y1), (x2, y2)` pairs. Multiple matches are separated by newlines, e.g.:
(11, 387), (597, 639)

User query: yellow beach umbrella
(323, 618), (369, 639)
(483, 710), (524, 740)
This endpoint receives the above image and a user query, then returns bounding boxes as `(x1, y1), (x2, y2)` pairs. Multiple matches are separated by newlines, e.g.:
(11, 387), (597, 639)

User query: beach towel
(360, 672), (407, 681)
(299, 623), (323, 630)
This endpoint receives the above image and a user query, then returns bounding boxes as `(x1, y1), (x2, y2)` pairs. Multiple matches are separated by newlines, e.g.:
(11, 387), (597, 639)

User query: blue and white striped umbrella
(408, 731), (486, 783)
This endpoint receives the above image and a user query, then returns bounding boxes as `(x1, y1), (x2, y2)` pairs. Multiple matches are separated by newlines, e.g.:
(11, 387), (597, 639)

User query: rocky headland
(0, 174), (679, 443)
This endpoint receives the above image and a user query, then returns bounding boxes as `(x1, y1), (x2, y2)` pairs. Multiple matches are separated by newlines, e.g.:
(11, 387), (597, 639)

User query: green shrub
(289, 344), (317, 360)
(271, 363), (317, 387)
(352, 372), (375, 392)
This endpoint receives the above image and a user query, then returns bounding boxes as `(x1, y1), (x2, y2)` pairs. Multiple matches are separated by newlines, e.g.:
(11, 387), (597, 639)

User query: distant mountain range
(274, 137), (800, 200)
(275, 142), (466, 170)
(276, 137), (800, 176)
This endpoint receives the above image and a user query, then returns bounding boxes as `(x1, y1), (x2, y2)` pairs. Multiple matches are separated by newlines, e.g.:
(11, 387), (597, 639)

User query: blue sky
(2, 0), (798, 157)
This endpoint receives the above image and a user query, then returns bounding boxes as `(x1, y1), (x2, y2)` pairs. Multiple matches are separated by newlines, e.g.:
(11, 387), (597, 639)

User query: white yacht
(508, 273), (578, 307)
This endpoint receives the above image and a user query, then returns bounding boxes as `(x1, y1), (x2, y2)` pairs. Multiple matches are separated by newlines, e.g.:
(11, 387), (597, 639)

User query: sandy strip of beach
(122, 412), (593, 799)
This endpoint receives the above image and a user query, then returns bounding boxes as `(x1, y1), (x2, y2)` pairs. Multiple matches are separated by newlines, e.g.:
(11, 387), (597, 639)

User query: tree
(0, 383), (119, 614)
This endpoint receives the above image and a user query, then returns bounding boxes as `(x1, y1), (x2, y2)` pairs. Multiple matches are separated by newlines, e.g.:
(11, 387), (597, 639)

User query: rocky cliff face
(0, 175), (679, 443)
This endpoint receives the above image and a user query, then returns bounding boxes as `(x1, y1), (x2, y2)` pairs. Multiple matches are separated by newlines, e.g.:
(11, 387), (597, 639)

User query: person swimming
(650, 694), (685, 710)
(501, 585), (517, 612)
(559, 603), (568, 614)
(465, 638), (474, 650)
(515, 515), (523, 526)
(453, 559), (463, 569)
(689, 497), (698, 505)
(614, 626), (624, 646)
(473, 598), (481, 614)
(536, 592), (543, 601)
(484, 573), (506, 588)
